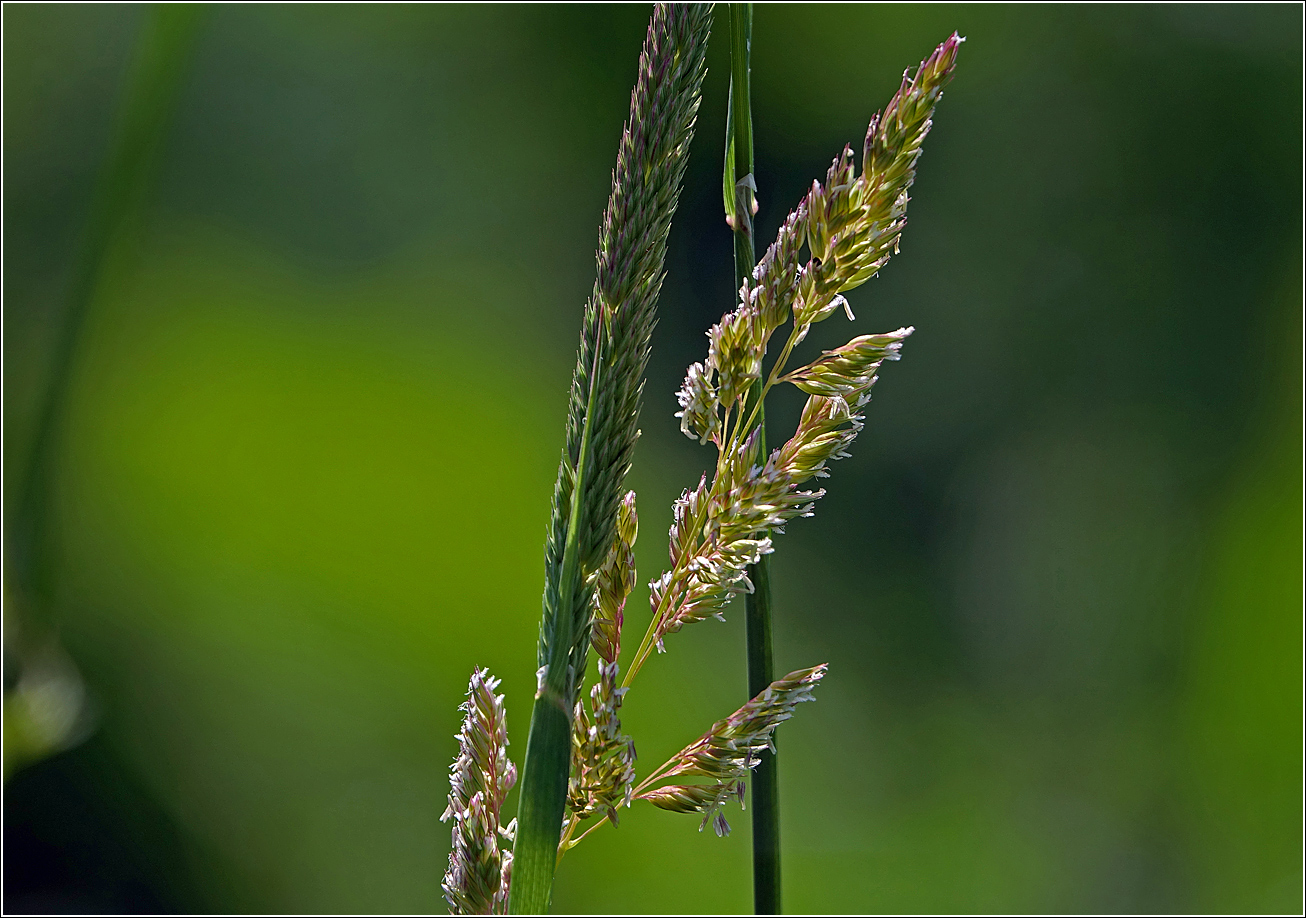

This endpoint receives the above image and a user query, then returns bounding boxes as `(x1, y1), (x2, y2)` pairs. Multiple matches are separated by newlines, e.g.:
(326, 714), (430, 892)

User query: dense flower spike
(640, 665), (827, 836)
(567, 661), (637, 828)
(514, 8), (715, 909)
(442, 669), (517, 915)
(537, 3), (716, 703)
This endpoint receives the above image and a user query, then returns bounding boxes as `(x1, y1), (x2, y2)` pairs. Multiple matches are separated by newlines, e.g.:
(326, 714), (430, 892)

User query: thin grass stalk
(7, 5), (205, 623)
(508, 6), (714, 912)
(724, 5), (781, 913)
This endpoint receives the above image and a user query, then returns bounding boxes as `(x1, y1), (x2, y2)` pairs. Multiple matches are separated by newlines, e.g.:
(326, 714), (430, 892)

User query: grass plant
(442, 6), (962, 913)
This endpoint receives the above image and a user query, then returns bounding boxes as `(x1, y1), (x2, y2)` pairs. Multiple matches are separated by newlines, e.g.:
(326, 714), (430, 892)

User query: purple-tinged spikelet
(539, 3), (715, 701)
(514, 9), (714, 907)
(442, 669), (517, 915)
(640, 665), (827, 835)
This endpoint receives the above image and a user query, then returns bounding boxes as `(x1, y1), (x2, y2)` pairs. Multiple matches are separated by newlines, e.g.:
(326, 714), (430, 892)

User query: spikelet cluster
(654, 34), (961, 655)
(641, 664), (827, 836)
(589, 491), (638, 666)
(488, 23), (961, 881)
(567, 660), (637, 828)
(442, 669), (517, 915)
(621, 34), (959, 841)
(538, 3), (716, 709)
(566, 492), (639, 830)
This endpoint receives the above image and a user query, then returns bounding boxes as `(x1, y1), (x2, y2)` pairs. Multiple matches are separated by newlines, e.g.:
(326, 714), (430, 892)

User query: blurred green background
(3, 3), (1301, 913)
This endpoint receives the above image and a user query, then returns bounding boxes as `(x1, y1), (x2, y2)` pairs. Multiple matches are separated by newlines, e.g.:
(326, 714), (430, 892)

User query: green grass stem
(725, 4), (782, 913)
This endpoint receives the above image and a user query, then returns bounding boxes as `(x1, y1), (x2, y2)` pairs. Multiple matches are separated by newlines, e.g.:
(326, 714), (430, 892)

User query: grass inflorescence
(440, 9), (962, 913)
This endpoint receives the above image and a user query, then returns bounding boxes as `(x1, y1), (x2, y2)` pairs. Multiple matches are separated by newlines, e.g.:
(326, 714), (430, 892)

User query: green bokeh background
(3, 3), (1301, 913)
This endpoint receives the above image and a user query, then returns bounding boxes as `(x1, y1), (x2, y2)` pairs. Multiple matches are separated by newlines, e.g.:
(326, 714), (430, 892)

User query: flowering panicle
(502, 24), (960, 889)
(636, 35), (960, 665)
(567, 660), (637, 829)
(442, 669), (517, 915)
(640, 664), (827, 836)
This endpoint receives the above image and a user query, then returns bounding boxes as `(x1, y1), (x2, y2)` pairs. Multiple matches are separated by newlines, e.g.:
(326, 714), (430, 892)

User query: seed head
(442, 669), (517, 915)
(538, 1), (715, 707)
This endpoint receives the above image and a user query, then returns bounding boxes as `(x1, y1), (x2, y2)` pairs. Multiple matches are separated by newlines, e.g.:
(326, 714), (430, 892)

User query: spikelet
(641, 665), (827, 836)
(784, 328), (911, 400)
(590, 491), (638, 666)
(442, 669), (517, 915)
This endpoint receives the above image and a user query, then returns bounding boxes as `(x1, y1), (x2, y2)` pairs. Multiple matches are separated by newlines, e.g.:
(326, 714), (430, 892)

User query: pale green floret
(590, 491), (638, 666)
(567, 660), (637, 829)
(674, 362), (721, 445)
(786, 327), (913, 398)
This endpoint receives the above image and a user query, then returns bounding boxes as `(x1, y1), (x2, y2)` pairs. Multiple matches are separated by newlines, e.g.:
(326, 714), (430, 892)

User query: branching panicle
(507, 22), (960, 892)
(626, 35), (959, 675)
(442, 669), (517, 915)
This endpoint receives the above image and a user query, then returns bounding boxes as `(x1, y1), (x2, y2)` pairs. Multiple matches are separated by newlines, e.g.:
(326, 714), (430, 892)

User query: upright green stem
(726, 5), (781, 914)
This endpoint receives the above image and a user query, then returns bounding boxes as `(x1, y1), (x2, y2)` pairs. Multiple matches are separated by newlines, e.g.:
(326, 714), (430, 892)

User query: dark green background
(4, 3), (1301, 913)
